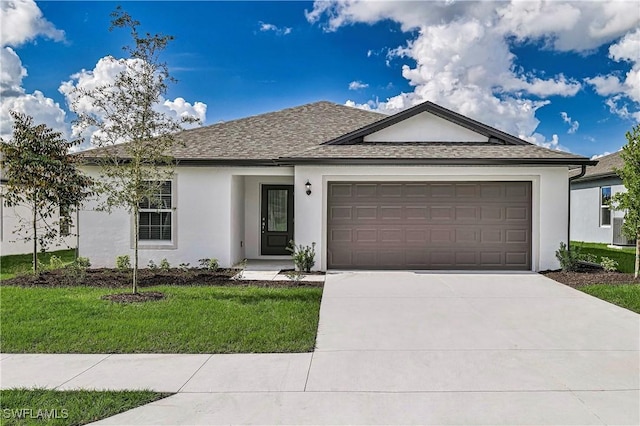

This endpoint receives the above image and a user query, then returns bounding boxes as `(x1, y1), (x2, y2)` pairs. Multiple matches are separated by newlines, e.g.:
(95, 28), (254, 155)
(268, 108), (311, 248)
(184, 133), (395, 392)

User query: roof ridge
(180, 100), (385, 134)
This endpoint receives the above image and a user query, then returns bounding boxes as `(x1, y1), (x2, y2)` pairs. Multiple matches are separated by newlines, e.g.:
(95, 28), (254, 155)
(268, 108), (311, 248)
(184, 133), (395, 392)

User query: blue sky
(1, 1), (639, 158)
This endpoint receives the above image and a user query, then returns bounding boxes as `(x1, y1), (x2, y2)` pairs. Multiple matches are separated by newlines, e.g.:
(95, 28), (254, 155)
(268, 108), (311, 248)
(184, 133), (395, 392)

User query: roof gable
(324, 101), (528, 146)
(363, 110), (489, 143)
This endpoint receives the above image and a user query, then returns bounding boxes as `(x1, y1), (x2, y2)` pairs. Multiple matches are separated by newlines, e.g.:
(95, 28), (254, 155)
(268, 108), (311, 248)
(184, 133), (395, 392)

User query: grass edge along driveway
(1, 285), (322, 354)
(578, 284), (640, 314)
(0, 388), (170, 426)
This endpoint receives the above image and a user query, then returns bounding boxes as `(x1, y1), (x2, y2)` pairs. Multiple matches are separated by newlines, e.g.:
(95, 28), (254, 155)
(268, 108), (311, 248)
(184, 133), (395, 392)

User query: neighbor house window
(600, 186), (611, 227)
(138, 181), (172, 240)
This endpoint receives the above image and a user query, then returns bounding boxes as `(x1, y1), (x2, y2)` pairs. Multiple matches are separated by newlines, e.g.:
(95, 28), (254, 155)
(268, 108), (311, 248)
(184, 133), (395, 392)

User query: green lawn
(0, 389), (169, 426)
(579, 284), (640, 314)
(0, 285), (322, 353)
(0, 249), (75, 280)
(571, 241), (636, 273)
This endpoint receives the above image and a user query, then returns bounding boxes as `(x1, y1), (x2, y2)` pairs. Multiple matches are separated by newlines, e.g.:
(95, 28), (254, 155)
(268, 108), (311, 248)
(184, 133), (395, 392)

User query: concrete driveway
(87, 272), (639, 424)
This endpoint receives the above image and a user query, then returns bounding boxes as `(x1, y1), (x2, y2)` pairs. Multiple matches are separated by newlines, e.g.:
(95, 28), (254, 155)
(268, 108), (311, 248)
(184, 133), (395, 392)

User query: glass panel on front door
(267, 189), (288, 232)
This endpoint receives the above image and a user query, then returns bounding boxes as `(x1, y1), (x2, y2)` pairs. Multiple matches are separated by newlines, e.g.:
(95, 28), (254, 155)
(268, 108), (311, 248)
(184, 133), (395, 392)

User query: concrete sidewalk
(2, 272), (639, 425)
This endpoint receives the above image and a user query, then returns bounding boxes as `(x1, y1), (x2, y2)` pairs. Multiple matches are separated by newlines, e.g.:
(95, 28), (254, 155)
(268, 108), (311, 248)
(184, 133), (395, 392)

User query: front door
(261, 185), (294, 255)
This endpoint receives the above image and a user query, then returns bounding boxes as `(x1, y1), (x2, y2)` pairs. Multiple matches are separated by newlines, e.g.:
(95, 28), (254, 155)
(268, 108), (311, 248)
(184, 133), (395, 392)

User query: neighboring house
(79, 101), (593, 271)
(570, 151), (633, 246)
(0, 180), (76, 256)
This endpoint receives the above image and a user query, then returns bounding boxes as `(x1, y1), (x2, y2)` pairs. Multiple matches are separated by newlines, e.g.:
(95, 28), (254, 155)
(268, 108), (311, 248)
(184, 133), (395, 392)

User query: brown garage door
(327, 181), (532, 270)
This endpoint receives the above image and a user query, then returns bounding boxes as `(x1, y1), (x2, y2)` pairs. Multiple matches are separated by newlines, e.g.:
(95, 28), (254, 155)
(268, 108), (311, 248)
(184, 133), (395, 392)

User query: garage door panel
(380, 229), (403, 243)
(431, 184), (455, 197)
(481, 229), (503, 243)
(329, 206), (352, 220)
(456, 184), (479, 198)
(355, 206), (377, 220)
(505, 252), (528, 267)
(330, 184), (353, 198)
(355, 229), (377, 243)
(381, 206), (403, 219)
(330, 228), (352, 242)
(456, 228), (480, 243)
(506, 207), (528, 220)
(355, 184), (377, 198)
(406, 228), (428, 243)
(506, 229), (528, 243)
(430, 228), (453, 243)
(327, 182), (531, 270)
(430, 206), (454, 220)
(480, 251), (502, 265)
(405, 184), (428, 197)
(406, 207), (428, 220)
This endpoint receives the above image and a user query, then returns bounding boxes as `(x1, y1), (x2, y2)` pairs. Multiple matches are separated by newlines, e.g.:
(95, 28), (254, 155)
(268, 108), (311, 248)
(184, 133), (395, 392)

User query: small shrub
(48, 255), (65, 270)
(199, 258), (219, 271)
(555, 242), (581, 272)
(159, 258), (170, 271)
(600, 257), (619, 272)
(178, 262), (191, 271)
(148, 260), (158, 270)
(63, 258), (90, 285)
(285, 270), (305, 283)
(579, 253), (598, 263)
(287, 241), (316, 273)
(76, 257), (91, 268)
(116, 255), (131, 271)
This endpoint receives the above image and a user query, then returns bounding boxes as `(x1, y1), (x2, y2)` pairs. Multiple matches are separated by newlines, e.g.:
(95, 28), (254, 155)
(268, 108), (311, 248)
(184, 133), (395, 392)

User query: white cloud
(560, 111), (579, 134)
(259, 21), (292, 36)
(59, 56), (207, 146)
(0, 1), (68, 141)
(0, 0), (65, 47)
(308, 1), (640, 145)
(586, 28), (640, 122)
(348, 80), (369, 90)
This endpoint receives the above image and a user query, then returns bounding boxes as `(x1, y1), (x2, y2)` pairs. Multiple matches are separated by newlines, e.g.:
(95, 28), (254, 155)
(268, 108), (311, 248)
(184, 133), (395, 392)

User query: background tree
(611, 124), (640, 278)
(0, 112), (93, 273)
(69, 8), (199, 293)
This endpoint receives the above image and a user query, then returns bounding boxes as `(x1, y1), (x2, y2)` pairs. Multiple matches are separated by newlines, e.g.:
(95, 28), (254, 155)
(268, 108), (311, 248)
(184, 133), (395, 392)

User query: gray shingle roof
(81, 100), (594, 166)
(280, 142), (590, 164)
(174, 101), (388, 160)
(572, 151), (623, 181)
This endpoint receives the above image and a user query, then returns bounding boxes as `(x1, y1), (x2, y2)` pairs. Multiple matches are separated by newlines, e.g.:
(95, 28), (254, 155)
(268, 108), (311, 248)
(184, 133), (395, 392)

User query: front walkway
(1, 272), (639, 425)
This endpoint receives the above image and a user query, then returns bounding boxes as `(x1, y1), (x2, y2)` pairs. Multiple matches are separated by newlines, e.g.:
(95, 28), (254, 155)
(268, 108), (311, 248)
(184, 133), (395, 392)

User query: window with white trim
(600, 186), (611, 227)
(138, 181), (172, 240)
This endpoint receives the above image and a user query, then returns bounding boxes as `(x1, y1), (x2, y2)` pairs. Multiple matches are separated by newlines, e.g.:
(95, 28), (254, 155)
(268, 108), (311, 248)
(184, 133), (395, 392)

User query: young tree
(611, 124), (640, 278)
(69, 8), (199, 293)
(0, 112), (93, 272)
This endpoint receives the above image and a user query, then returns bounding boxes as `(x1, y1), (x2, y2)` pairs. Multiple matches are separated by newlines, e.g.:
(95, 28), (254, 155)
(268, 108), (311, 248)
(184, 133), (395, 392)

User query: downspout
(567, 165), (587, 250)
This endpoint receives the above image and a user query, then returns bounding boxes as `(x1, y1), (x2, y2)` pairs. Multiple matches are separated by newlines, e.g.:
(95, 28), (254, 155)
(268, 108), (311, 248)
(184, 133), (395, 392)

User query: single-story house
(79, 101), (594, 271)
(570, 151), (634, 246)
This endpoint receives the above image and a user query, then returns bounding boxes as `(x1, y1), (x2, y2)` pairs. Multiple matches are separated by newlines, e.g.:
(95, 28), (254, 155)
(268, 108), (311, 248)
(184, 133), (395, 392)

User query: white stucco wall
(79, 166), (293, 268)
(1, 192), (76, 256)
(294, 165), (569, 272)
(570, 183), (625, 244)
(363, 111), (488, 143)
(230, 175), (246, 264)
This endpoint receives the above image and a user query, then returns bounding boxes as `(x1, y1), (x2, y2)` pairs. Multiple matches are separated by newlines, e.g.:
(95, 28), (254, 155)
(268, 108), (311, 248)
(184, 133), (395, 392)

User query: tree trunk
(133, 206), (139, 294)
(633, 232), (640, 278)
(32, 204), (37, 273)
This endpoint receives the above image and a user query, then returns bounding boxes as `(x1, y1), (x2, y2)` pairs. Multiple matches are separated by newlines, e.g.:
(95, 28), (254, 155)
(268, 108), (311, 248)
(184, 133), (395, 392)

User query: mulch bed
(541, 270), (640, 288)
(1, 268), (323, 288)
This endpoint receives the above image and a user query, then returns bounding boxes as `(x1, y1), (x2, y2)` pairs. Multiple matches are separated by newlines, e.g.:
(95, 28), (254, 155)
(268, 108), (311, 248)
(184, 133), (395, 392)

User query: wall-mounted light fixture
(305, 180), (312, 195)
